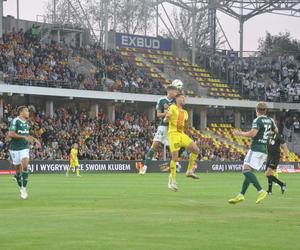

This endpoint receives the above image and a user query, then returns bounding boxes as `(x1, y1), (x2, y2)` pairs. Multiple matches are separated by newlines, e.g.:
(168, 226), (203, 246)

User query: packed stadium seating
(0, 104), (156, 161)
(1, 104), (299, 162)
(0, 104), (246, 161)
(3, 28), (299, 102)
(202, 54), (300, 102)
(0, 30), (166, 95)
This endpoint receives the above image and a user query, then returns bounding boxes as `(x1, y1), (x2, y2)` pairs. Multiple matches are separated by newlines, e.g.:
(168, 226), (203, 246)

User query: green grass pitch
(1, 173), (300, 250)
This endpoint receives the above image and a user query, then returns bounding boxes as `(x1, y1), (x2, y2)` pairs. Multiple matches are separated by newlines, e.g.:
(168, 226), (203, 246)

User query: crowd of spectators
(200, 53), (300, 103)
(0, 104), (154, 161)
(0, 28), (72, 85)
(74, 45), (165, 94)
(197, 138), (244, 162)
(0, 29), (165, 95)
(276, 112), (300, 143)
(3, 27), (300, 102)
(0, 104), (246, 162)
(232, 55), (300, 103)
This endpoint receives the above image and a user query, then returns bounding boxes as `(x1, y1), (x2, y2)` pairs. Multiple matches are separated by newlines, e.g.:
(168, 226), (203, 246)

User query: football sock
(187, 153), (198, 171)
(22, 170), (29, 188)
(243, 172), (262, 192)
(143, 148), (154, 166)
(76, 167), (80, 175)
(267, 176), (273, 193)
(170, 160), (176, 182)
(15, 173), (22, 188)
(67, 167), (71, 174)
(240, 178), (250, 195)
(269, 175), (284, 187)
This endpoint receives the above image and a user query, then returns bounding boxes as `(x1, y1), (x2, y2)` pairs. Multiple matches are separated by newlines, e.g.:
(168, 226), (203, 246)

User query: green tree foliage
(258, 32), (300, 56)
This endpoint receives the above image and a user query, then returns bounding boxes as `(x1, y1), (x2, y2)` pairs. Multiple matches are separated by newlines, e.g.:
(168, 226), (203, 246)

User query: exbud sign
(116, 33), (172, 51)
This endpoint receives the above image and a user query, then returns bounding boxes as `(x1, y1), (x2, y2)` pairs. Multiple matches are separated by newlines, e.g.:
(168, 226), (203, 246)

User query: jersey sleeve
(156, 99), (163, 112)
(251, 118), (260, 130)
(9, 119), (17, 132)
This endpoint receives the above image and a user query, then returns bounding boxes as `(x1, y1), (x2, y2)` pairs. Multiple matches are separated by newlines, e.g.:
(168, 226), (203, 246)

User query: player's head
(256, 102), (267, 116)
(166, 85), (178, 99)
(73, 143), (78, 149)
(17, 106), (29, 119)
(175, 93), (186, 106)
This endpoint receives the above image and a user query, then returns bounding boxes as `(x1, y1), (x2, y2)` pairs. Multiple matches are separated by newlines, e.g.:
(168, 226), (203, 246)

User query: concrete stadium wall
(2, 16), (44, 33)
(1, 83), (300, 111)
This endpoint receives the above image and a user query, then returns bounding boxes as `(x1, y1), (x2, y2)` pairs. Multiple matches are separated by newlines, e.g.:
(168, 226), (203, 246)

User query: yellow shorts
(168, 132), (193, 153)
(70, 161), (79, 167)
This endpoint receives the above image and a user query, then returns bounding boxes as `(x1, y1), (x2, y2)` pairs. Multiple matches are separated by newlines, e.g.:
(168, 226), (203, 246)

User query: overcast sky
(3, 0), (300, 51)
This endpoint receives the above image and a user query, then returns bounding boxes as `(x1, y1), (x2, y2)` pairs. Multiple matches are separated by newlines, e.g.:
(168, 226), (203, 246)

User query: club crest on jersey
(18, 130), (29, 134)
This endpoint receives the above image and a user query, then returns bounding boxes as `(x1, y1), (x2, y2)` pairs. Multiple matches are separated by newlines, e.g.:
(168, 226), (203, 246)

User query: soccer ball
(171, 79), (183, 89)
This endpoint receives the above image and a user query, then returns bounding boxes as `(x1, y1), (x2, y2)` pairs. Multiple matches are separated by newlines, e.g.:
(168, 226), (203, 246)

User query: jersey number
(263, 124), (271, 140)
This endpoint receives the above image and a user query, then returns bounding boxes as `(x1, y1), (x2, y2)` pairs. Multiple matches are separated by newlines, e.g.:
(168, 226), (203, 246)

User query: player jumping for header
(164, 93), (199, 191)
(139, 85), (179, 175)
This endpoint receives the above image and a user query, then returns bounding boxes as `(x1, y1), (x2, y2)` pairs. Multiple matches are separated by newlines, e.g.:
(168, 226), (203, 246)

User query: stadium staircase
(119, 48), (169, 85)
(139, 52), (206, 96)
(119, 47), (240, 99)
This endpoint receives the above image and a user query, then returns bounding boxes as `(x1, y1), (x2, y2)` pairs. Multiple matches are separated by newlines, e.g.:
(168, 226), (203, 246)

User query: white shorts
(153, 125), (169, 145)
(9, 149), (30, 166)
(243, 150), (267, 171)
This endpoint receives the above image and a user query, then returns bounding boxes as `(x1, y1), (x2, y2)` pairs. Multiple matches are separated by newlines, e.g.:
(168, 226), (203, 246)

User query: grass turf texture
(0, 173), (300, 250)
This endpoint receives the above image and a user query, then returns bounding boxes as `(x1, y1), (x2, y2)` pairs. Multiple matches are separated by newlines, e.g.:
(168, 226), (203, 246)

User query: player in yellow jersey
(164, 93), (200, 191)
(66, 143), (81, 177)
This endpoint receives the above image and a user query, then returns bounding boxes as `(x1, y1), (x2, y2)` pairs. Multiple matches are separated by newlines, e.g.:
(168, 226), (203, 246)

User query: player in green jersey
(229, 102), (276, 204)
(8, 106), (41, 199)
(139, 85), (178, 175)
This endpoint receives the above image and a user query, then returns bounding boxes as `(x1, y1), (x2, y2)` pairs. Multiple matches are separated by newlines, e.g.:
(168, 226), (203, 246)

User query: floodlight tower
(208, 0), (217, 54)
(151, 1), (300, 57)
(214, 0), (300, 57)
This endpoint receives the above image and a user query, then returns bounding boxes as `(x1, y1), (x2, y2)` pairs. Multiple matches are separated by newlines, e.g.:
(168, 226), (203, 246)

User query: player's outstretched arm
(233, 129), (258, 138)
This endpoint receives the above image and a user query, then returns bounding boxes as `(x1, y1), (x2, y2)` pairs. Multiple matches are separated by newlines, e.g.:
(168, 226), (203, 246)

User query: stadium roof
(149, 0), (300, 57)
(151, 0), (300, 18)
